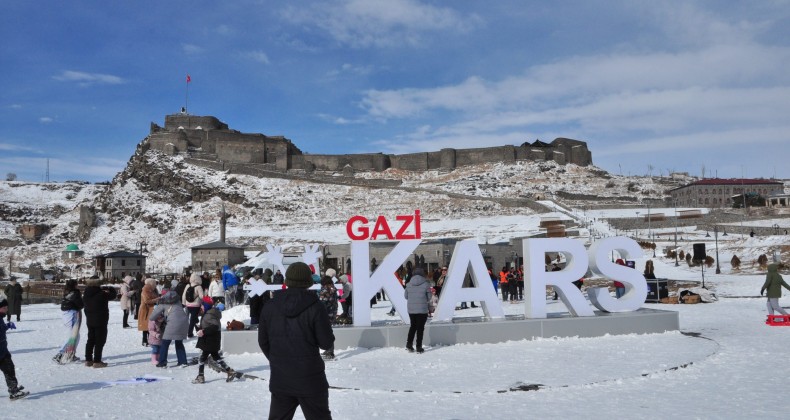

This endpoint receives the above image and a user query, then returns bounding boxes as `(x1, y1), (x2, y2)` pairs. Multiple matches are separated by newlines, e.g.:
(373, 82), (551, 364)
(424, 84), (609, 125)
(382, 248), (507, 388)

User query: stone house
(94, 251), (147, 280)
(191, 240), (246, 273)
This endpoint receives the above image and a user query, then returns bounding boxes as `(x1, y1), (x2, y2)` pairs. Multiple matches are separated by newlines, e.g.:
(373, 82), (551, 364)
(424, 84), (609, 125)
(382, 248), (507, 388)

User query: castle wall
(147, 114), (593, 175)
(165, 115), (226, 131)
(391, 153), (429, 171)
(304, 153), (389, 171)
(214, 132), (268, 164)
(440, 149), (456, 169)
(456, 145), (516, 166)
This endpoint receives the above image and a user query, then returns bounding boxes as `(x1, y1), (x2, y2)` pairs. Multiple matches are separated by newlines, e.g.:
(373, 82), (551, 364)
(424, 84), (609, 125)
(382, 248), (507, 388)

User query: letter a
(433, 240), (504, 322)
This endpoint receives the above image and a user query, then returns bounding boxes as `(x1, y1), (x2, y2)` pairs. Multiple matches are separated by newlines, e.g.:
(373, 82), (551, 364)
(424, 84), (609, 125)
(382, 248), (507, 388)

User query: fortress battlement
(147, 113), (592, 173)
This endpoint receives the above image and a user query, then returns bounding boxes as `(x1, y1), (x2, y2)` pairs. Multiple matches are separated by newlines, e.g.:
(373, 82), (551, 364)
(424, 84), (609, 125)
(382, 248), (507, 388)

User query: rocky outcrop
(77, 205), (96, 242)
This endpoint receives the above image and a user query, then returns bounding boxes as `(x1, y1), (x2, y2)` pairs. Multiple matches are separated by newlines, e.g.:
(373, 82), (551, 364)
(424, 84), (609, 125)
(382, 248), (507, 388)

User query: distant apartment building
(94, 251), (147, 280)
(669, 178), (784, 207)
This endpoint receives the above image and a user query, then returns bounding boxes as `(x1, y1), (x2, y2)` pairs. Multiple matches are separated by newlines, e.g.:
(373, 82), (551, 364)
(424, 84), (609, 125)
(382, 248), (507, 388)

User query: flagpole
(185, 74), (190, 114)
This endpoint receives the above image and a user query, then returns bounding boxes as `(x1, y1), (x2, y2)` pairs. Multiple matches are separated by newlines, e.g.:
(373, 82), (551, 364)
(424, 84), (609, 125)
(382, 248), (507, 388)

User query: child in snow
(0, 297), (28, 400)
(193, 298), (236, 384)
(146, 292), (168, 365)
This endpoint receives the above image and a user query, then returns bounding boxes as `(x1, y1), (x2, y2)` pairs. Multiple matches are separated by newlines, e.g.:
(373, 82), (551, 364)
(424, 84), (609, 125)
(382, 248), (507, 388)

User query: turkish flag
(186, 74), (191, 83)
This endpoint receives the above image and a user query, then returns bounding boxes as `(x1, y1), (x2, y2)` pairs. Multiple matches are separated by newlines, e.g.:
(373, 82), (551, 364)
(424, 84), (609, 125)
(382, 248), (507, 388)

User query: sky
(2, 0), (790, 183)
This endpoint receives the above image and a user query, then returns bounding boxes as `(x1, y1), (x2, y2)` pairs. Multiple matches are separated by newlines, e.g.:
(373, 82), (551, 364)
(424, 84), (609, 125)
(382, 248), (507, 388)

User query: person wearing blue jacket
(222, 265), (240, 308)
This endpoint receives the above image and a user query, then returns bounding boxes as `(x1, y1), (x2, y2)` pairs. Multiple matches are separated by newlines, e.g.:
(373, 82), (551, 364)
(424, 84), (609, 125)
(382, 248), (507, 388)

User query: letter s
(586, 237), (648, 312)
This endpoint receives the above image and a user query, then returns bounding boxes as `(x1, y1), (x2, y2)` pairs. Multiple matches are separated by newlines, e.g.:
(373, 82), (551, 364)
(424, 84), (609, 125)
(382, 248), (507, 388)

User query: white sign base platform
(223, 308), (679, 355)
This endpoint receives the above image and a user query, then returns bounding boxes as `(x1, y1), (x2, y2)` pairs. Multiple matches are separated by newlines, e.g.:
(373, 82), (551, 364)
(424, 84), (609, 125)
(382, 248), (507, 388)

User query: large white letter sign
(350, 240), (420, 326)
(433, 240), (505, 322)
(587, 237), (647, 312)
(523, 238), (593, 318)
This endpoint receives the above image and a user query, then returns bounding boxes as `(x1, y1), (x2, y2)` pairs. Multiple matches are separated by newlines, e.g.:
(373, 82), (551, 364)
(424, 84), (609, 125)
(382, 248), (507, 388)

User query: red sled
(766, 315), (790, 326)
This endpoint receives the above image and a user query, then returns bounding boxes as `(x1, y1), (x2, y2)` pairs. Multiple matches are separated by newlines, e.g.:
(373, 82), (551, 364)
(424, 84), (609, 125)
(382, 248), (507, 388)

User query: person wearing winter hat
(0, 297), (28, 400)
(150, 291), (190, 367)
(183, 273), (205, 338)
(193, 299), (236, 384)
(259, 262), (335, 418)
(201, 295), (214, 314)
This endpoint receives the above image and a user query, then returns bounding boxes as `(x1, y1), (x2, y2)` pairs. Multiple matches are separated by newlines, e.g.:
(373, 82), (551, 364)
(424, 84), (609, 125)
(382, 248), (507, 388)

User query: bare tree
(6, 172), (17, 181)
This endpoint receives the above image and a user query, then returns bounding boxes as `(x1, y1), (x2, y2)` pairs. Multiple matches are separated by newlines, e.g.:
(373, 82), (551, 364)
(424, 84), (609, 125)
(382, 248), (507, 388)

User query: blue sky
(2, 0), (789, 182)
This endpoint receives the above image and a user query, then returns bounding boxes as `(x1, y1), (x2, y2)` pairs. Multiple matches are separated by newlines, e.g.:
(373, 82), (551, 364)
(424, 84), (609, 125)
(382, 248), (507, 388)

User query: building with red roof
(669, 178), (783, 208)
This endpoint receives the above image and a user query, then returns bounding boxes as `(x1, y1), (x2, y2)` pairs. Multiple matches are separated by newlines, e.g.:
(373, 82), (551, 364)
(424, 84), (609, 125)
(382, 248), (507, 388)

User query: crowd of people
(1, 255), (688, 419)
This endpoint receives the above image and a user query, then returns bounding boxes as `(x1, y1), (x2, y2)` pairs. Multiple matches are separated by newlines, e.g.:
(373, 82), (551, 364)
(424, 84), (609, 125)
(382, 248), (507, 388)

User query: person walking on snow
(183, 273), (204, 338)
(761, 263), (790, 315)
(222, 265), (239, 308)
(0, 297), (28, 400)
(138, 278), (159, 346)
(404, 267), (431, 354)
(82, 279), (117, 368)
(319, 269), (339, 361)
(54, 279), (83, 364)
(259, 262), (335, 419)
(3, 278), (23, 322)
(151, 291), (190, 367)
(193, 299), (236, 383)
(120, 276), (134, 328)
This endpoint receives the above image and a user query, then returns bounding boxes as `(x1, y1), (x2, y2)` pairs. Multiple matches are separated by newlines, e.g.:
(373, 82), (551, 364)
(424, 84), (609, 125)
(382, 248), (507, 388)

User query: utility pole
(674, 201), (679, 266)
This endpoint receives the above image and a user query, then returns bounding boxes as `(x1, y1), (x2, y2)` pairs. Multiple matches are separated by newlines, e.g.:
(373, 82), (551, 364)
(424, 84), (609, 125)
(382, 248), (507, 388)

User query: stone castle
(147, 113), (593, 173)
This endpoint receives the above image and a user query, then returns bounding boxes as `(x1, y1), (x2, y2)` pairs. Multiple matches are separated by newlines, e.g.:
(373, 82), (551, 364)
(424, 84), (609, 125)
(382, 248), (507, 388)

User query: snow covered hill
(0, 146), (699, 277)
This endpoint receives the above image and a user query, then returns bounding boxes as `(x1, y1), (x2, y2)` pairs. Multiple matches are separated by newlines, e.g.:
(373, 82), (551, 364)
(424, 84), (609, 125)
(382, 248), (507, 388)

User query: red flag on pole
(186, 74), (191, 83)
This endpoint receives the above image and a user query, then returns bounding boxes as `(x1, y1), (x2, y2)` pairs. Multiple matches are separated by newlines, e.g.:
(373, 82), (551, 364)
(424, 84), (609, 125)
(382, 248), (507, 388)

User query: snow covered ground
(4, 251), (790, 419)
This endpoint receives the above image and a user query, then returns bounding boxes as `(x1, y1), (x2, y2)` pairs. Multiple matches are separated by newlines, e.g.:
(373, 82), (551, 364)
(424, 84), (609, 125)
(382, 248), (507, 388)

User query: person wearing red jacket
(614, 259), (627, 298)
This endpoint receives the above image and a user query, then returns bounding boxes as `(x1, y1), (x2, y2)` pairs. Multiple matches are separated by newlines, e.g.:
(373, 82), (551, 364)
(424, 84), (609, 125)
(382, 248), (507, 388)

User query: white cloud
(52, 70), (125, 86)
(326, 63), (373, 78)
(317, 113), (364, 125)
(39, 117), (54, 124)
(0, 143), (41, 153)
(9, 104), (22, 109)
(241, 50), (270, 64)
(182, 43), (204, 54)
(281, 0), (482, 48)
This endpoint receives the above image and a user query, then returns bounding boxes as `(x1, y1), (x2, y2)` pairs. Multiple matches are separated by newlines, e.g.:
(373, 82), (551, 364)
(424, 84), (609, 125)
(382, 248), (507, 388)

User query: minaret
(219, 203), (227, 243)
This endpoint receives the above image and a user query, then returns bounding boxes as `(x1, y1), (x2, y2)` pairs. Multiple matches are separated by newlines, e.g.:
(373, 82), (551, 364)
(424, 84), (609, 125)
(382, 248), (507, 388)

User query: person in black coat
(130, 275), (143, 320)
(644, 260), (657, 280)
(1, 297), (28, 399)
(82, 279), (117, 367)
(193, 300), (235, 384)
(259, 262), (335, 420)
(3, 278), (23, 322)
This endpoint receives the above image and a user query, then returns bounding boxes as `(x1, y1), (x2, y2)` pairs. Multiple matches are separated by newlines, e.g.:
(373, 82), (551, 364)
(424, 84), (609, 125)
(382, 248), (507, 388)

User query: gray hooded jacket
(404, 274), (431, 314)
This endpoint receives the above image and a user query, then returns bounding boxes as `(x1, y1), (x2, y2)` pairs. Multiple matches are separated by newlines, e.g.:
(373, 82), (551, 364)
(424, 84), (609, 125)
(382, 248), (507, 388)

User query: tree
(730, 255), (741, 270)
(6, 173), (17, 181)
(757, 254), (769, 269)
(704, 256), (714, 268)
